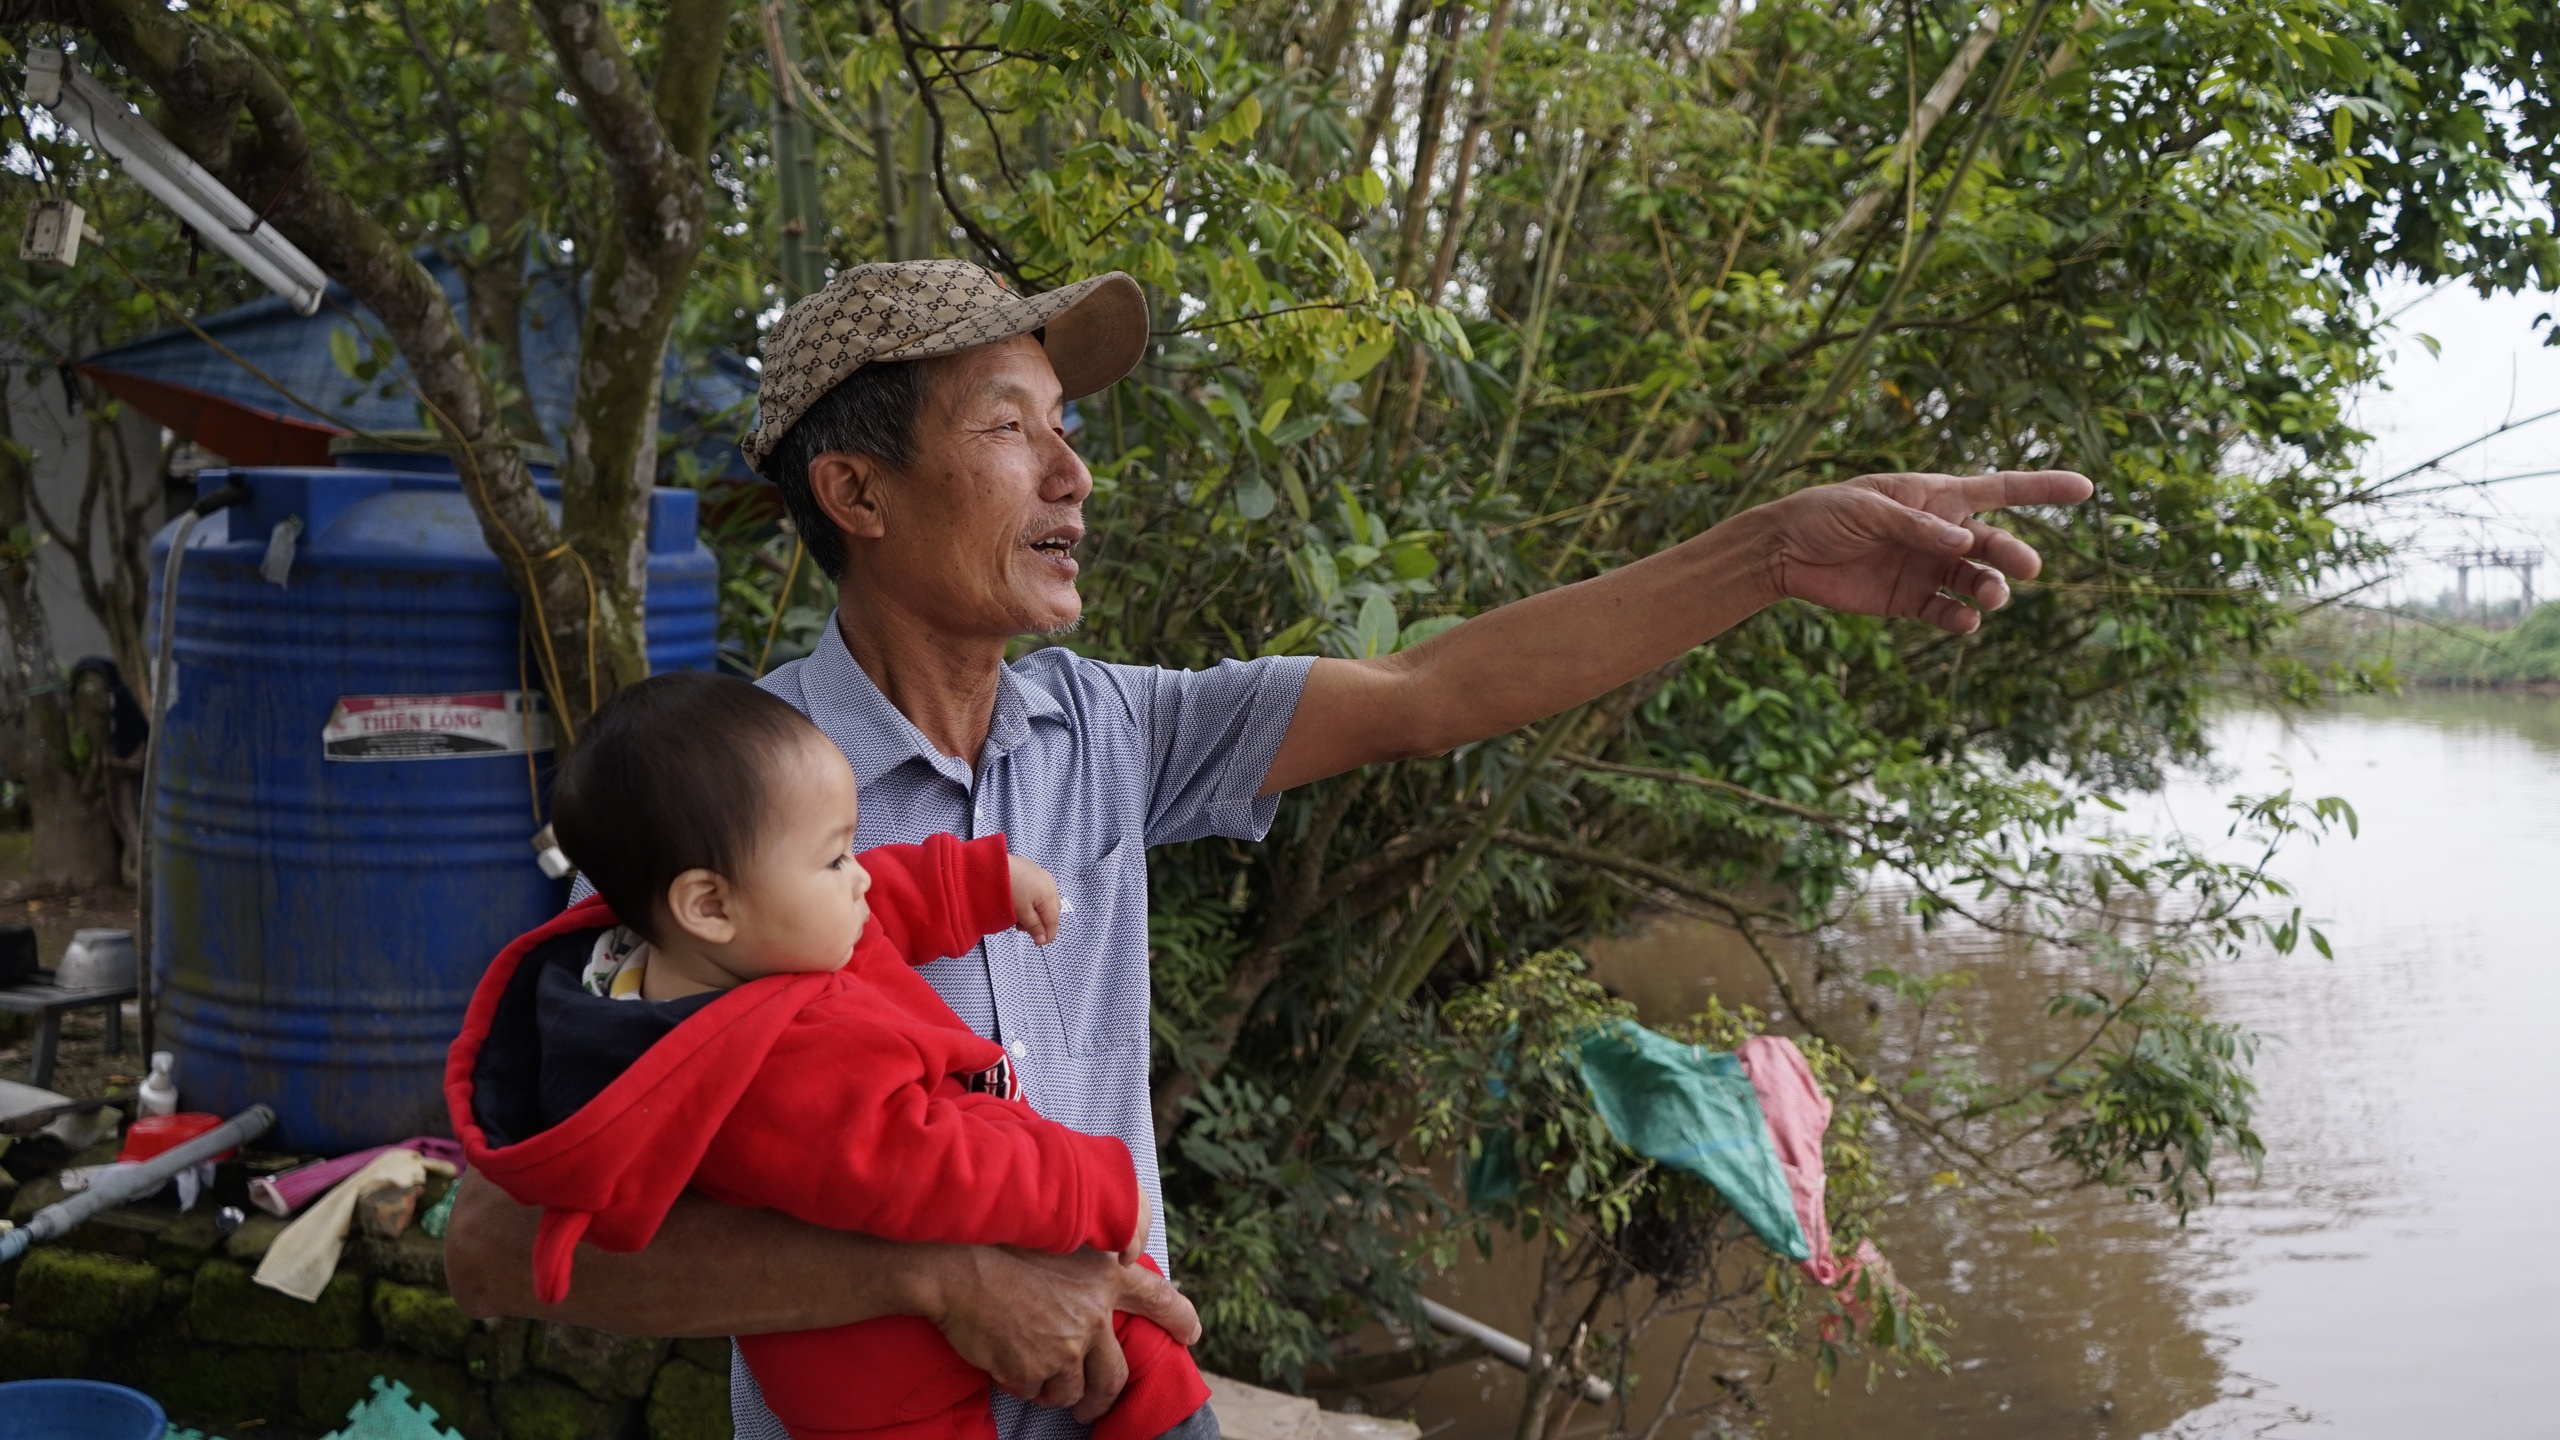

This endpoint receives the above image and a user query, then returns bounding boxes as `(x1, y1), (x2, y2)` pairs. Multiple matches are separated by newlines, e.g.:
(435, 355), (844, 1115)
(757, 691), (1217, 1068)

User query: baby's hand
(1010, 855), (1060, 945)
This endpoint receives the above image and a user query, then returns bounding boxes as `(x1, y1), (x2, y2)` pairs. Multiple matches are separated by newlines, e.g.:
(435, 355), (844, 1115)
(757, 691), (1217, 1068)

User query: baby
(447, 671), (1211, 1440)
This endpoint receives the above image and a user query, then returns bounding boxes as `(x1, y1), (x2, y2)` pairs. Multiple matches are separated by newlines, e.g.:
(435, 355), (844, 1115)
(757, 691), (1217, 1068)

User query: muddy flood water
(1368, 693), (2560, 1440)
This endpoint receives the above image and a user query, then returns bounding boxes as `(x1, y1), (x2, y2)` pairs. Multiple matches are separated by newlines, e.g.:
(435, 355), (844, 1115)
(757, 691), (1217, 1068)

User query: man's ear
(809, 451), (891, 544)
(663, 868), (738, 947)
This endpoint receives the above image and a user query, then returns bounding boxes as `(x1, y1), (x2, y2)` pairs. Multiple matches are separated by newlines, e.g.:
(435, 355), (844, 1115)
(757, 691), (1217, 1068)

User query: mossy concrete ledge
(0, 1195), (737, 1440)
(16, 1249), (163, 1334)
(191, 1257), (375, 1349)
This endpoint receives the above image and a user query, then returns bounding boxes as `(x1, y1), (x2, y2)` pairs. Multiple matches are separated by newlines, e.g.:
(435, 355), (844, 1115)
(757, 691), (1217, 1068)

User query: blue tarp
(73, 249), (758, 481)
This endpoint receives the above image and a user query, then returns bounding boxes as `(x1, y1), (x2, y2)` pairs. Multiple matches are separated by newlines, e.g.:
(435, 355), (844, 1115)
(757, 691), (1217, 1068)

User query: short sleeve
(1119, 654), (1316, 847)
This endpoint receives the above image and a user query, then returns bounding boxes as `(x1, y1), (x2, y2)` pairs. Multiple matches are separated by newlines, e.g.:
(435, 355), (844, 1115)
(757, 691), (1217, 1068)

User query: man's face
(859, 335), (1093, 638)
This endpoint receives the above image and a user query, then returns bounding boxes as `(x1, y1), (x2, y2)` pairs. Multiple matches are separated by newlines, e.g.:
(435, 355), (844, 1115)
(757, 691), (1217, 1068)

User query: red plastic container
(119, 1112), (233, 1164)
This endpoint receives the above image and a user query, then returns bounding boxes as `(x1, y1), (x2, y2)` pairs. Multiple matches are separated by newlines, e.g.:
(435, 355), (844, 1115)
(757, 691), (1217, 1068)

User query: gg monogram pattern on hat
(743, 260), (1149, 470)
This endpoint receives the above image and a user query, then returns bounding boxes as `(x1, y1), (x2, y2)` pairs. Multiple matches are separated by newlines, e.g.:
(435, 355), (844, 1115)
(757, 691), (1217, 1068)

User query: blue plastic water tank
(148, 460), (718, 1151)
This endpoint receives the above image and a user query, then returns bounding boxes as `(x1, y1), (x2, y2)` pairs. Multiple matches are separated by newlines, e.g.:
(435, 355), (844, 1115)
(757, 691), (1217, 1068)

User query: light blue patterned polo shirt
(725, 619), (1314, 1440)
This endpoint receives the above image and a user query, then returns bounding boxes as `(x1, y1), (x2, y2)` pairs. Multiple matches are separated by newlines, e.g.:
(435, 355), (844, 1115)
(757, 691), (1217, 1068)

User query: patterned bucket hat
(742, 260), (1148, 471)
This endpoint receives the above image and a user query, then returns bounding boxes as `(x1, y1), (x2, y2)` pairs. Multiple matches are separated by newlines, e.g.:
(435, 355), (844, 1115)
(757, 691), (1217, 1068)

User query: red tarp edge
(75, 364), (347, 468)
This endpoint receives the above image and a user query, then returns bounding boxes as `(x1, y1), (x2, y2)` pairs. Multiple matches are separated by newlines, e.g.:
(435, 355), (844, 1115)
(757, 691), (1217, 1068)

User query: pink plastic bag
(249, 1136), (467, 1217)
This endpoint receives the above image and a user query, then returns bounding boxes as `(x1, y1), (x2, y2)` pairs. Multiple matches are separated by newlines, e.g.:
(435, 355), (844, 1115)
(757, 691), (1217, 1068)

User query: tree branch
(525, 0), (734, 692)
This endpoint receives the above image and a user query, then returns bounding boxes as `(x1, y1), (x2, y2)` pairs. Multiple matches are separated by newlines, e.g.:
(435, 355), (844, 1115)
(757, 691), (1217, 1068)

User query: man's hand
(1755, 471), (2094, 633)
(1010, 855), (1061, 944)
(925, 1245), (1201, 1424)
(1261, 467), (2095, 794)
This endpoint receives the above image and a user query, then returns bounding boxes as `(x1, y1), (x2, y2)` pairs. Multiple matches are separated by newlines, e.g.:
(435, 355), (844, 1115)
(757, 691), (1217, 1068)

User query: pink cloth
(1736, 1035), (1878, 1290)
(249, 1136), (467, 1217)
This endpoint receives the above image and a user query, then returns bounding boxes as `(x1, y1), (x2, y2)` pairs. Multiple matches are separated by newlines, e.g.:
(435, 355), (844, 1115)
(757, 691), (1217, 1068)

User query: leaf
(1399, 613), (1466, 649)
(1259, 615), (1324, 657)
(1234, 474), (1277, 520)
(1278, 455), (1311, 521)
(1257, 396), (1291, 436)
(1355, 591), (1399, 657)
(1332, 334), (1397, 383)
(328, 327), (363, 380)
(1271, 414), (1331, 446)
(1333, 483), (1374, 546)
(1386, 539), (1438, 581)
(1297, 542), (1337, 605)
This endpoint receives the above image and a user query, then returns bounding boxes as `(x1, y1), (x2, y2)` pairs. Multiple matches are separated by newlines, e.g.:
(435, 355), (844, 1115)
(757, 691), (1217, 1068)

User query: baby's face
(721, 733), (872, 976)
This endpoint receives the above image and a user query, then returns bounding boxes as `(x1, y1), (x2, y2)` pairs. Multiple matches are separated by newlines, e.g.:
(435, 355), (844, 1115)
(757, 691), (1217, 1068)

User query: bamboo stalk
(1389, 0), (1518, 460)
(1748, 0), (2060, 487)
(1805, 2), (2006, 272)
(1489, 144), (1591, 490)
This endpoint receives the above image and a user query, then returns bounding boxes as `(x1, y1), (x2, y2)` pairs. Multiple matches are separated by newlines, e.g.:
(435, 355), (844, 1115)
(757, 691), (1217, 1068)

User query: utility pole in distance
(2444, 548), (2543, 625)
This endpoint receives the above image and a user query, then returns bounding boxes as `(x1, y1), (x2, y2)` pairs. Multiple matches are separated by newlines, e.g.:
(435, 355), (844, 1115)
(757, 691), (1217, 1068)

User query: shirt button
(1009, 1039), (1029, 1060)
(1058, 897), (1074, 917)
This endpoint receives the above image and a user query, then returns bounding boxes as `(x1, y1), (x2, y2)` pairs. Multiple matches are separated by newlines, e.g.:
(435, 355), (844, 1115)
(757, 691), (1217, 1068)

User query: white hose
(136, 484), (246, 1061)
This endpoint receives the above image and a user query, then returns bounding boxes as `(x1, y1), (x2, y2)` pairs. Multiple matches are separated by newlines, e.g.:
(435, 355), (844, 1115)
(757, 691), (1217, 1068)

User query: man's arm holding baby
(444, 1174), (1194, 1417)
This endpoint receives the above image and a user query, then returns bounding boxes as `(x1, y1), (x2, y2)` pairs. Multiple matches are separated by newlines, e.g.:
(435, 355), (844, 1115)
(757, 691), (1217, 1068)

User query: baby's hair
(550, 670), (832, 943)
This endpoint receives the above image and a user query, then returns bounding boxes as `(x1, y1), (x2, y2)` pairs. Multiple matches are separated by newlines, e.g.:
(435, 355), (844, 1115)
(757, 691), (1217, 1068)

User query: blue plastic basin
(0, 1379), (168, 1440)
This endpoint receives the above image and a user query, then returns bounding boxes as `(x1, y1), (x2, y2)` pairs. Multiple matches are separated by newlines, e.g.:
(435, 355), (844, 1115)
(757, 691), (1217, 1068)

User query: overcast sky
(2345, 279), (2560, 611)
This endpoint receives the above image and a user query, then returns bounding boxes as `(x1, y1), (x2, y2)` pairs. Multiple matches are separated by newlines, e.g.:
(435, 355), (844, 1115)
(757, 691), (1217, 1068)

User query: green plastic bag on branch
(1574, 1019), (1809, 1261)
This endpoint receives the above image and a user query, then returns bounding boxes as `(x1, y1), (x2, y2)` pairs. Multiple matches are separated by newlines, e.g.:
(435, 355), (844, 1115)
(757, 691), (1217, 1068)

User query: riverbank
(2283, 602), (2560, 687)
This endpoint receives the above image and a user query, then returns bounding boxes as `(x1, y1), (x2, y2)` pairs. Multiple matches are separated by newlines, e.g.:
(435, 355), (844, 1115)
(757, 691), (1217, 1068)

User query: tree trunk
(1348, 0), (1428, 196)
(464, 0), (545, 444)
(530, 0), (736, 694)
(1389, 0), (1471, 291)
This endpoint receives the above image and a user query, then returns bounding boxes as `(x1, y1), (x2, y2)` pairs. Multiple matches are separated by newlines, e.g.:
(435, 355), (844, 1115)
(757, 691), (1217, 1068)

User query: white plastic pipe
(0, 1104), (274, 1262)
(1421, 1298), (1614, 1404)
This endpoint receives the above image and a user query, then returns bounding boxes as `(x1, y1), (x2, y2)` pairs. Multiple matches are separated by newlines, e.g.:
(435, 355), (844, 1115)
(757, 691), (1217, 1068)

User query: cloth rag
(1734, 1034), (1885, 1291)
(254, 1148), (455, 1301)
(1575, 1019), (1808, 1259)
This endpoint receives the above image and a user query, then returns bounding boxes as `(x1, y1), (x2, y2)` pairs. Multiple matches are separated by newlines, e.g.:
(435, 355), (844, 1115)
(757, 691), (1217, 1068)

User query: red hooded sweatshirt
(447, 832), (1207, 1440)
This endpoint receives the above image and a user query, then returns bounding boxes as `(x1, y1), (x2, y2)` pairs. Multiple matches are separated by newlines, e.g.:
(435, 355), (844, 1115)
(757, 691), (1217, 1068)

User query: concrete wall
(6, 364), (170, 675)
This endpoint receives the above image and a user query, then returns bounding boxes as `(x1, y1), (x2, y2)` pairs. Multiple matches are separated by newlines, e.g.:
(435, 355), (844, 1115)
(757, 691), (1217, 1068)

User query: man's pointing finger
(1944, 469), (2095, 513)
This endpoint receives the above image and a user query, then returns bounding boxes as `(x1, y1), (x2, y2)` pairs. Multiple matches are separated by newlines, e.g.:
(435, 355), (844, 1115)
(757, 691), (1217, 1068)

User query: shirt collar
(805, 619), (1068, 784)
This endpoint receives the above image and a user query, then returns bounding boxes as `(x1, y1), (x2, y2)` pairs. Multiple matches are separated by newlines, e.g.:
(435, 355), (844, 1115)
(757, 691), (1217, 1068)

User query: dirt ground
(0, 830), (145, 1105)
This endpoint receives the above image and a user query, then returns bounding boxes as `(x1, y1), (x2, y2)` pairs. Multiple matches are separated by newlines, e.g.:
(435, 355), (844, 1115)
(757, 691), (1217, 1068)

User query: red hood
(444, 895), (847, 1303)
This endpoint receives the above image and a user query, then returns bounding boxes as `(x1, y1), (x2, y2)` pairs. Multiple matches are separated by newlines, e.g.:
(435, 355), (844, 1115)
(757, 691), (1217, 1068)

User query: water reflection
(1368, 693), (2560, 1440)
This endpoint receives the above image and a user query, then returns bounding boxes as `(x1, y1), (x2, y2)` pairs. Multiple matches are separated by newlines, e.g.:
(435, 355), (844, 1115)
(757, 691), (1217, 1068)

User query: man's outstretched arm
(443, 1172), (1198, 1420)
(1262, 470), (2092, 792)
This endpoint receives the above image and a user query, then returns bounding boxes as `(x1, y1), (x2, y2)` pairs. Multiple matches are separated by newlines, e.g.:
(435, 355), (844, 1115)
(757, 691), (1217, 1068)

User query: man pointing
(446, 261), (2091, 1439)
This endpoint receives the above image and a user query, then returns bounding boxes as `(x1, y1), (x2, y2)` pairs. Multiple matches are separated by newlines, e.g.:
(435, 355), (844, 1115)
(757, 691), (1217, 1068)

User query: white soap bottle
(138, 1051), (178, 1117)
